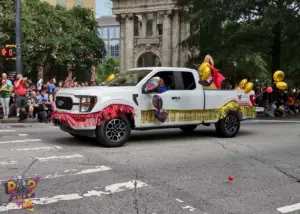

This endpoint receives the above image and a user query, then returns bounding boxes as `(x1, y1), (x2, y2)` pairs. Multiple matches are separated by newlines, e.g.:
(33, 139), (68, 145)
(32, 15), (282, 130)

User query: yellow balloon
(273, 70), (284, 82)
(235, 86), (242, 90)
(199, 62), (210, 72)
(201, 66), (211, 81)
(238, 79), (248, 89)
(276, 81), (288, 90)
(244, 82), (253, 94)
(105, 73), (116, 82)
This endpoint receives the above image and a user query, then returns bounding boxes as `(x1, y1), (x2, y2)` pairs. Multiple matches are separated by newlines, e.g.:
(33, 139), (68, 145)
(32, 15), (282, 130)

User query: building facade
(98, 16), (120, 60)
(42, 0), (95, 11)
(111, 0), (190, 71)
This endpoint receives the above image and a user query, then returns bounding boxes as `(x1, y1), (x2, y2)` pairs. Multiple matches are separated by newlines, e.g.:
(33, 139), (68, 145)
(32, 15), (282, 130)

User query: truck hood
(57, 86), (136, 96)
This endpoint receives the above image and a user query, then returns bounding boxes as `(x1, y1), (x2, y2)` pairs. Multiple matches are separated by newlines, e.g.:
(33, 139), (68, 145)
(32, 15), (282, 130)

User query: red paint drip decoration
(51, 104), (135, 128)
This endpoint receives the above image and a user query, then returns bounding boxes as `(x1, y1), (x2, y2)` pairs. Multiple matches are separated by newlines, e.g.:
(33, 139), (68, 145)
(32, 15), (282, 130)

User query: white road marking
(18, 134), (28, 136)
(11, 146), (62, 152)
(0, 130), (16, 133)
(182, 205), (196, 212)
(0, 139), (42, 144)
(277, 203), (300, 213)
(176, 198), (184, 203)
(0, 180), (148, 212)
(0, 161), (17, 166)
(43, 166), (111, 179)
(34, 154), (84, 161)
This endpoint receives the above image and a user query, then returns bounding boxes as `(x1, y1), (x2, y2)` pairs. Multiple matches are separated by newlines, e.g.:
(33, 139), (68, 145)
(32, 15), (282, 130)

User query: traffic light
(1, 44), (16, 60)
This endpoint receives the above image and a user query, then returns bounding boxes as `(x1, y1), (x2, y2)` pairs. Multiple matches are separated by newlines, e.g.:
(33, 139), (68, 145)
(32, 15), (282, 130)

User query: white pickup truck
(51, 67), (256, 147)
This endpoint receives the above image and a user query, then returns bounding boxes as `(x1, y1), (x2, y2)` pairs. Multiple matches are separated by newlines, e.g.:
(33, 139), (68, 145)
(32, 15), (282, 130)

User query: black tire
(215, 111), (240, 138)
(70, 134), (90, 141)
(95, 115), (131, 147)
(180, 125), (197, 132)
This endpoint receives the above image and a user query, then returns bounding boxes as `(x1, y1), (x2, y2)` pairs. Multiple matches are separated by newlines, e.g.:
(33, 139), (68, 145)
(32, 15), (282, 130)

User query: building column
(180, 12), (190, 66)
(152, 13), (157, 37)
(119, 14), (126, 72)
(125, 13), (134, 70)
(141, 13), (147, 38)
(161, 10), (172, 66)
(172, 11), (180, 67)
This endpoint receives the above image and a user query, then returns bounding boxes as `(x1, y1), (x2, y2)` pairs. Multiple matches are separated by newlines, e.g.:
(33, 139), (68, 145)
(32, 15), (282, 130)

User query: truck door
(138, 70), (186, 127)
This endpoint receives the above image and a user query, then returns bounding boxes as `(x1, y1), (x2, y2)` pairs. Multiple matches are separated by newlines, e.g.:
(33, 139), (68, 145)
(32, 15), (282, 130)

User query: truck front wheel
(95, 116), (131, 147)
(215, 112), (240, 138)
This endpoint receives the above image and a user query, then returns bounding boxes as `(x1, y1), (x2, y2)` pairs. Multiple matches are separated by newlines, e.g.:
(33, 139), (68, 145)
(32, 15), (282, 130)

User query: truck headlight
(76, 96), (97, 112)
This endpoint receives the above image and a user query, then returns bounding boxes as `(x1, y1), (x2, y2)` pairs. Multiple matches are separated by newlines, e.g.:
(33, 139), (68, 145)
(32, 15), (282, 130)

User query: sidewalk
(254, 114), (300, 121)
(0, 118), (39, 123)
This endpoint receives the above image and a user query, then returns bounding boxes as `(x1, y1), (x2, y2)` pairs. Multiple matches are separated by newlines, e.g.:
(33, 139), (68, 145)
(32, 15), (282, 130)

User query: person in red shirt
(14, 74), (29, 118)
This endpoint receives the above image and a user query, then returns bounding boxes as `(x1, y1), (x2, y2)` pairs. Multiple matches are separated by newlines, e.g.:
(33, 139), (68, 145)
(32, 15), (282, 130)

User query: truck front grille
(55, 97), (73, 110)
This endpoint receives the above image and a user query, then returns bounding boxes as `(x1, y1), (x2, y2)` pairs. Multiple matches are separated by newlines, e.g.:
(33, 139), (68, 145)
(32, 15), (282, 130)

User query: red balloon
(266, 87), (273, 93)
(228, 176), (234, 181)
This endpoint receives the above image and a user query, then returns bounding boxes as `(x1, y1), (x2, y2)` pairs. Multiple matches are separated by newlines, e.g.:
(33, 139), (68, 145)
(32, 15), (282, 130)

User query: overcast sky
(96, 0), (112, 17)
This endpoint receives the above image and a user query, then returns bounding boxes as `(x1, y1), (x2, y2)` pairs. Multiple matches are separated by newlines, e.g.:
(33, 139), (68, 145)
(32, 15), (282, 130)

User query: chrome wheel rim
(105, 119), (126, 142)
(224, 115), (238, 133)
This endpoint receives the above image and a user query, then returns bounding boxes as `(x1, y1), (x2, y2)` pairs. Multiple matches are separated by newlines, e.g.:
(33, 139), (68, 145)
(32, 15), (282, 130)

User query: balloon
(152, 95), (163, 110)
(244, 82), (253, 94)
(199, 62), (210, 72)
(145, 77), (160, 91)
(276, 81), (288, 90)
(105, 73), (116, 82)
(201, 66), (211, 81)
(238, 79), (248, 89)
(273, 70), (284, 82)
(266, 87), (273, 93)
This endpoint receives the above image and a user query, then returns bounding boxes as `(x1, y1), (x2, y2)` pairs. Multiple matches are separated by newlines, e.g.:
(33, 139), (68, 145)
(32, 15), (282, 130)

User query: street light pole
(16, 0), (22, 74)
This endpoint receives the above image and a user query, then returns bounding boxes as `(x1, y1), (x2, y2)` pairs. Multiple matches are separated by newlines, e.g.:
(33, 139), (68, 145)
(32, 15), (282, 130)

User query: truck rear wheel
(215, 112), (240, 138)
(95, 116), (131, 147)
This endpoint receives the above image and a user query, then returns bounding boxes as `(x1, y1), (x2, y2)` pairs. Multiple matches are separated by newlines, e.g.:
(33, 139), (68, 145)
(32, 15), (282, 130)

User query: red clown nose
(228, 176), (234, 181)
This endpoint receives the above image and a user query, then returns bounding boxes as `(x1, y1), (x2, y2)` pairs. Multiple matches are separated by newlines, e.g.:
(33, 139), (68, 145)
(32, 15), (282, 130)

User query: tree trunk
(270, 21), (283, 102)
(37, 64), (43, 90)
(63, 64), (73, 88)
(37, 64), (43, 82)
(90, 65), (96, 83)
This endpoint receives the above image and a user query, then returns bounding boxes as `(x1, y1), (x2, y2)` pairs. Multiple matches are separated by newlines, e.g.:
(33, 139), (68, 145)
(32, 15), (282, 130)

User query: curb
(247, 120), (300, 123)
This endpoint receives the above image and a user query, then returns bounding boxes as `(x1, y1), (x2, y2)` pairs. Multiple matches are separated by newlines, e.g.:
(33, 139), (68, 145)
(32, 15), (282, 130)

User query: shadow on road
(49, 129), (253, 147)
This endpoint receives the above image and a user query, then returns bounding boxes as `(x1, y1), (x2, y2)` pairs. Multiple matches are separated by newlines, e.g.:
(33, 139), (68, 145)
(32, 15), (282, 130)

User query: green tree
(176, 0), (300, 84)
(96, 58), (120, 83)
(0, 0), (106, 78)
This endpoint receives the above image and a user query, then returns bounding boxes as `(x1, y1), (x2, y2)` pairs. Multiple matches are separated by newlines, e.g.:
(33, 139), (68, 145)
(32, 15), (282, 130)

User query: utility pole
(16, 0), (22, 74)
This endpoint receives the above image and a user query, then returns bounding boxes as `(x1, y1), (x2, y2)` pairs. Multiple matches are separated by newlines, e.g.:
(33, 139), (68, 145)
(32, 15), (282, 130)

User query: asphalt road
(0, 120), (299, 214)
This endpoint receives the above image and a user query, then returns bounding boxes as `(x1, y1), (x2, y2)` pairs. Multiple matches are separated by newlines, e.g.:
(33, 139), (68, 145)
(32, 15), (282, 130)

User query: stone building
(111, 0), (190, 71)
(42, 0), (95, 11)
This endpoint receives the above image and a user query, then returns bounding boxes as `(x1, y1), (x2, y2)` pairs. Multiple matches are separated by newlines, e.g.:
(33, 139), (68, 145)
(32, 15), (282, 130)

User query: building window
(110, 27), (115, 38)
(74, 0), (83, 6)
(102, 27), (108, 39)
(56, 0), (66, 7)
(115, 27), (120, 38)
(110, 40), (120, 58)
(157, 24), (162, 35)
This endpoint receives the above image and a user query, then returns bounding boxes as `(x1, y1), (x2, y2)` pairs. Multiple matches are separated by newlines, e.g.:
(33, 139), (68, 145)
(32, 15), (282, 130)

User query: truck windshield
(105, 70), (152, 86)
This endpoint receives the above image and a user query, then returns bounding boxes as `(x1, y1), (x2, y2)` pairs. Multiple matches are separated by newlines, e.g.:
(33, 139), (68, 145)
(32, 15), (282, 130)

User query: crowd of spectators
(256, 87), (300, 117)
(0, 72), (95, 122)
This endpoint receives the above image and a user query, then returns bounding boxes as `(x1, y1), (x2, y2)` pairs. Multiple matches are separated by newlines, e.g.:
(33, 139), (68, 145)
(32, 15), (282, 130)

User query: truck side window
(151, 71), (176, 90)
(181, 72), (196, 90)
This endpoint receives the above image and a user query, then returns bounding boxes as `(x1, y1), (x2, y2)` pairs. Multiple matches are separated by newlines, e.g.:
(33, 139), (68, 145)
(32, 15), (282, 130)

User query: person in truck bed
(198, 55), (225, 90)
